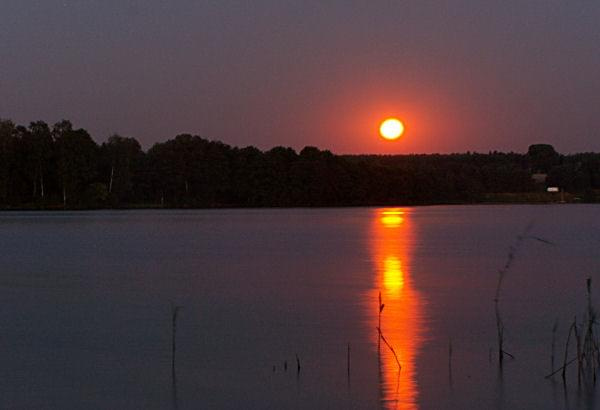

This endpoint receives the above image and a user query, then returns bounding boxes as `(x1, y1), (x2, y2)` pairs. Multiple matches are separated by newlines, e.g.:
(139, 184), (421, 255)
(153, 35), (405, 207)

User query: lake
(0, 205), (599, 409)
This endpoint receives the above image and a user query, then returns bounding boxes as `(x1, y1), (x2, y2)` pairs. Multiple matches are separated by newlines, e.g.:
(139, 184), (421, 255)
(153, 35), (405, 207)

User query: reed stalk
(295, 354), (301, 374)
(347, 342), (351, 382)
(562, 319), (576, 382)
(551, 319), (558, 373)
(171, 304), (181, 410)
(377, 327), (401, 371)
(448, 337), (453, 386)
(574, 318), (582, 385)
(493, 223), (553, 366)
(378, 292), (384, 353)
(171, 305), (181, 374)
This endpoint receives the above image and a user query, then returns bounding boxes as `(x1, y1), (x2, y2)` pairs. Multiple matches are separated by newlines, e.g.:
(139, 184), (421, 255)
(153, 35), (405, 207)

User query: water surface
(0, 205), (599, 409)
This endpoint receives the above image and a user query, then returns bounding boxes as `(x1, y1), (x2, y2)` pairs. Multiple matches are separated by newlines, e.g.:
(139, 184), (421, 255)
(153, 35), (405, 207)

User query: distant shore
(2, 118), (599, 210)
(0, 191), (593, 212)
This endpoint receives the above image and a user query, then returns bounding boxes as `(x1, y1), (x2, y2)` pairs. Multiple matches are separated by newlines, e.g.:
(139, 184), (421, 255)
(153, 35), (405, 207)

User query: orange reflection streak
(369, 208), (426, 409)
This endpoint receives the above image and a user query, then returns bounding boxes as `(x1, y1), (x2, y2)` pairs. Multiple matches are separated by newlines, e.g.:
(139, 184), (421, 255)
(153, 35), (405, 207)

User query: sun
(379, 118), (405, 140)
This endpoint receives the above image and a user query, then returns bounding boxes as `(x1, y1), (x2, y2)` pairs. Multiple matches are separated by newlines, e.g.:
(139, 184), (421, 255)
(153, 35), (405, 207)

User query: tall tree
(100, 134), (143, 205)
(527, 144), (560, 173)
(0, 119), (19, 205)
(53, 120), (99, 207)
(19, 121), (54, 202)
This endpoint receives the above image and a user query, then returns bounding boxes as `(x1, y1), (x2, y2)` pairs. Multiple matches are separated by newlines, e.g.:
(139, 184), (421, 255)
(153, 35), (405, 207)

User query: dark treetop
(1, 119), (599, 209)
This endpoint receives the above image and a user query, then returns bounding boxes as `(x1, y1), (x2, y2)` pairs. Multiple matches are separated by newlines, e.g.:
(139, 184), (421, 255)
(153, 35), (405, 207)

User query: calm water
(1, 205), (599, 409)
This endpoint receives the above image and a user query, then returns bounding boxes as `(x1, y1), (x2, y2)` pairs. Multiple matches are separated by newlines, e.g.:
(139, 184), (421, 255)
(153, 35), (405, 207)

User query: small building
(531, 173), (548, 184)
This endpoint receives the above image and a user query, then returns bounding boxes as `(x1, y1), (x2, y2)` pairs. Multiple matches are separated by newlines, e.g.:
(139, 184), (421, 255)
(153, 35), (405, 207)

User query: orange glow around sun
(379, 118), (405, 140)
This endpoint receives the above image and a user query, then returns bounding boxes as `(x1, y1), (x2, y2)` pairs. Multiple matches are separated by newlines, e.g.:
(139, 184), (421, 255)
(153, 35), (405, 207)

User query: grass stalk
(551, 319), (558, 374)
(171, 305), (181, 374)
(295, 354), (301, 375)
(347, 342), (351, 382)
(378, 292), (384, 353)
(562, 319), (576, 382)
(171, 304), (181, 410)
(448, 337), (453, 386)
(377, 327), (401, 371)
(574, 318), (582, 386)
(493, 222), (552, 366)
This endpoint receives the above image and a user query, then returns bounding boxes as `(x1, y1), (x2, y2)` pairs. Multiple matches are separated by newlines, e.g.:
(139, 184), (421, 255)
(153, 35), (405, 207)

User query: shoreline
(0, 196), (593, 212)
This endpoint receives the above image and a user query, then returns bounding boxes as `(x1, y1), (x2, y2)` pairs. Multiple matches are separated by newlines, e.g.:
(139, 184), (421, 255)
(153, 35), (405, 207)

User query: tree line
(1, 118), (599, 209)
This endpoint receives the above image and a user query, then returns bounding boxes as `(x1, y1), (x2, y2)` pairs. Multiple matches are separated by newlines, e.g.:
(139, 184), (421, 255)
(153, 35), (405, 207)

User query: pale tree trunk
(63, 186), (67, 208)
(40, 173), (44, 199)
(109, 165), (114, 194)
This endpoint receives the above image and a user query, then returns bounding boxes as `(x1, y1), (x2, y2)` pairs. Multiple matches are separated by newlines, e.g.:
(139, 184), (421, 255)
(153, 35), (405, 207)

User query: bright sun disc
(379, 118), (404, 140)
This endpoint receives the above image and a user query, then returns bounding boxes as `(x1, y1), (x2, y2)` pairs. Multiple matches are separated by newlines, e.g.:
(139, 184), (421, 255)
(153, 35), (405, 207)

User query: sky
(1, 1), (600, 154)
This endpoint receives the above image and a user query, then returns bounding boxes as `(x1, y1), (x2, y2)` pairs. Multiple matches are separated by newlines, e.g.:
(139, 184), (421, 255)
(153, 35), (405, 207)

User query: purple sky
(2, 1), (600, 154)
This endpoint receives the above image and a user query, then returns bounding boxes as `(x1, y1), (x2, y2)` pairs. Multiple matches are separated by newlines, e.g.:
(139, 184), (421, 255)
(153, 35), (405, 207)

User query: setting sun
(379, 118), (405, 140)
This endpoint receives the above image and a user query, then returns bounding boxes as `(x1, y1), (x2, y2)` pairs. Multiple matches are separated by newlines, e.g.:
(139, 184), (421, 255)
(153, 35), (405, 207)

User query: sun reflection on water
(380, 209), (405, 228)
(369, 208), (426, 409)
(383, 256), (404, 294)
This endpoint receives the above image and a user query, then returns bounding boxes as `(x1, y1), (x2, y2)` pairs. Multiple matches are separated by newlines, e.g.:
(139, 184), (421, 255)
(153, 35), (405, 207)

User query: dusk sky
(2, 1), (600, 154)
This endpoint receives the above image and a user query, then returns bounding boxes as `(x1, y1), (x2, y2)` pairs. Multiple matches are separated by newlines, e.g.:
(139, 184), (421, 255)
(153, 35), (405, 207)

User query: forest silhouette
(1, 118), (599, 209)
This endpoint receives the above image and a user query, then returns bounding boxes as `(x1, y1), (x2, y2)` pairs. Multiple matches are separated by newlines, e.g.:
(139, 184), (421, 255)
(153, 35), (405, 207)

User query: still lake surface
(1, 205), (599, 409)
